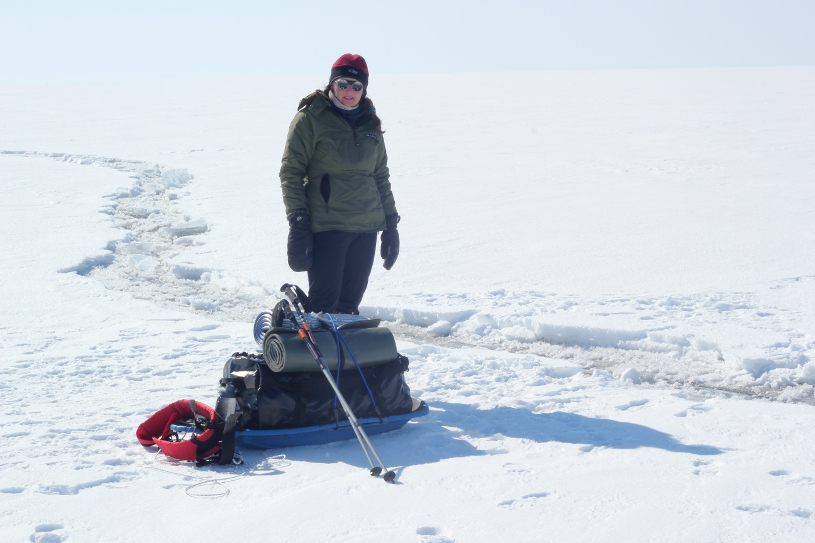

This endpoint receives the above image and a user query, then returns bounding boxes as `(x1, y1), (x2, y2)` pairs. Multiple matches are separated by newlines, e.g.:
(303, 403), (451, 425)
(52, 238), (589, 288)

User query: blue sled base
(236, 399), (429, 449)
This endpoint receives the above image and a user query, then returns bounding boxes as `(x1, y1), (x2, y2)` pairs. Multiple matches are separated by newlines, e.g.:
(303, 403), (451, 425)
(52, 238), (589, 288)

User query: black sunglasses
(334, 78), (364, 92)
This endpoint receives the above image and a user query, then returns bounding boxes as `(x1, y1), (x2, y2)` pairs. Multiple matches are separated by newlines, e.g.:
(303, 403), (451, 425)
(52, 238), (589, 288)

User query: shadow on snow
(254, 401), (721, 472)
(429, 401), (723, 456)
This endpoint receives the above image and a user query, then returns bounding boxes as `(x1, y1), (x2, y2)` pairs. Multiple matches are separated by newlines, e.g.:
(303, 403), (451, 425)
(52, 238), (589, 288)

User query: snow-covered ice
(2, 68), (814, 542)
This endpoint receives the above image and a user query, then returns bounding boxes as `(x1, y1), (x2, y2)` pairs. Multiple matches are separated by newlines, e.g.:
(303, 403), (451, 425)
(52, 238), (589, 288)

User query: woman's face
(332, 78), (364, 108)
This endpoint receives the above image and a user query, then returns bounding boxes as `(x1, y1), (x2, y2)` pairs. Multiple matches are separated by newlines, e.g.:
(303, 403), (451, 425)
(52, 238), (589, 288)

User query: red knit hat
(330, 54), (369, 87)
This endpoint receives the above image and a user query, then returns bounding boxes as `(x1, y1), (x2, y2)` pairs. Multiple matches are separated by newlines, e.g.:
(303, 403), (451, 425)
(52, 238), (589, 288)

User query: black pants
(307, 231), (377, 314)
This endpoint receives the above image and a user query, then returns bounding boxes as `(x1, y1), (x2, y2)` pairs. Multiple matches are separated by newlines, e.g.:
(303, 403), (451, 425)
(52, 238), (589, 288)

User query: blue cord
(322, 314), (382, 420)
(328, 314), (344, 419)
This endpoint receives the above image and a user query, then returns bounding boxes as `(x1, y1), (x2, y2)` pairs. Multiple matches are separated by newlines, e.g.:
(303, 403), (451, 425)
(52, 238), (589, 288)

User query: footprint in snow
(189, 324), (220, 332)
(615, 399), (649, 411)
(102, 458), (136, 466)
(1, 486), (26, 494)
(30, 523), (65, 543)
(736, 504), (771, 514)
(416, 526), (455, 542)
(789, 509), (814, 518)
(498, 491), (554, 509)
(674, 404), (712, 417)
(503, 462), (532, 474)
(736, 504), (813, 518)
(691, 459), (717, 476)
(769, 469), (815, 486)
(37, 471), (138, 495)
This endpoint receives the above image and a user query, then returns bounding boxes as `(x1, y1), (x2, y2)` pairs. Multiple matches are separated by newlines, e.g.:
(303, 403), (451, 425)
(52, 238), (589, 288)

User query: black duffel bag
(216, 351), (414, 432)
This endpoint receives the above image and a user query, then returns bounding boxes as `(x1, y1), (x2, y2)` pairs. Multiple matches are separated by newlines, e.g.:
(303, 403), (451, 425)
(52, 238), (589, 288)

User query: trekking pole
(278, 286), (396, 483)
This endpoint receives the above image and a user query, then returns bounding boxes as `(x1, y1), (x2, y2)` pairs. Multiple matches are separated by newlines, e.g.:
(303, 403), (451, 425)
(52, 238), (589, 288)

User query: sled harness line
(280, 283), (397, 483)
(147, 453), (290, 499)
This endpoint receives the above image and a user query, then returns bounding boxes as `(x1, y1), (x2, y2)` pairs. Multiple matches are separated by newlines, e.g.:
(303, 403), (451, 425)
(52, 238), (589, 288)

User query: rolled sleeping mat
(263, 326), (398, 373)
(253, 311), (378, 346)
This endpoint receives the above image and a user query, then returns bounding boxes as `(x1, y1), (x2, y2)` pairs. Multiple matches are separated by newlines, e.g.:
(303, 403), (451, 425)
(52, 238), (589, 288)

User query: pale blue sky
(1, 0), (813, 83)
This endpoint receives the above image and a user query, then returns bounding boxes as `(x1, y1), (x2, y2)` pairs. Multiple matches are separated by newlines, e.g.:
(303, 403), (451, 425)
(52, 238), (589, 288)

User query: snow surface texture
(1, 68), (814, 542)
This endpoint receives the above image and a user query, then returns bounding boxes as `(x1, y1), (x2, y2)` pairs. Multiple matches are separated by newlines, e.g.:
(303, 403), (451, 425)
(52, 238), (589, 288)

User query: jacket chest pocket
(351, 133), (381, 169)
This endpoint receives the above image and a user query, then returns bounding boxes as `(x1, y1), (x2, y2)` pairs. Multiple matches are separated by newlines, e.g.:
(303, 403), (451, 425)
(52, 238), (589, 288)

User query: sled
(235, 397), (429, 449)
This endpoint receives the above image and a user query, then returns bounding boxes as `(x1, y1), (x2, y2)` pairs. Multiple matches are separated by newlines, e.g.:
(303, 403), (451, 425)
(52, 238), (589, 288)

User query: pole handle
(280, 283), (300, 306)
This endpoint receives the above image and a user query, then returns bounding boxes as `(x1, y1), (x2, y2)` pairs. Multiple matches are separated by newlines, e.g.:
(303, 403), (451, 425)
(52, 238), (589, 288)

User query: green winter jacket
(280, 91), (397, 233)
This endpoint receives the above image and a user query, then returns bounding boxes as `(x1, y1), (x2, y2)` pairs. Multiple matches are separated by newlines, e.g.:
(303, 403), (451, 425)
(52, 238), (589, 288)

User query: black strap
(188, 399), (209, 430)
(216, 413), (240, 465)
(187, 399), (225, 463)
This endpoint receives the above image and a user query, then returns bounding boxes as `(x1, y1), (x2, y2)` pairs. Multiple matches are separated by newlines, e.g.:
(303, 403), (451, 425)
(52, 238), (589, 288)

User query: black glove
(380, 213), (400, 270)
(287, 210), (313, 272)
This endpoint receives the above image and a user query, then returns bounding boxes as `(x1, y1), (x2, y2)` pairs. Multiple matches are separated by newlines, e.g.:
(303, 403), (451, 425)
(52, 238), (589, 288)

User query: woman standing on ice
(280, 53), (399, 314)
